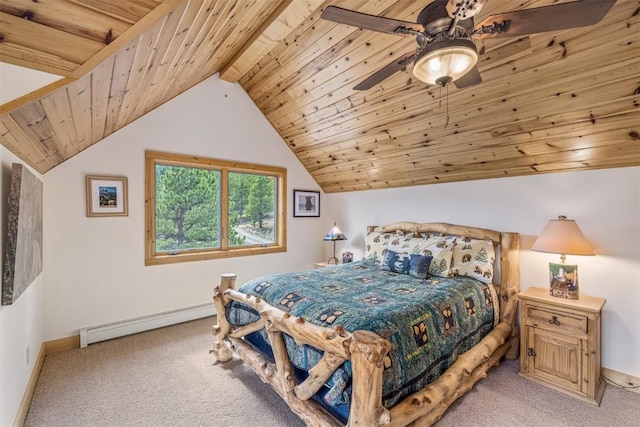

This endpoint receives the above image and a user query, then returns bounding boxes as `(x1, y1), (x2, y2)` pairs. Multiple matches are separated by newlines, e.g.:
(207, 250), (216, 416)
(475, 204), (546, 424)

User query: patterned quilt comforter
(225, 260), (496, 410)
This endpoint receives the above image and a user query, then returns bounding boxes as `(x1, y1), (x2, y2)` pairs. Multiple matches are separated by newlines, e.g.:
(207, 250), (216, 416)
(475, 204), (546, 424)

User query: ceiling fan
(321, 0), (617, 90)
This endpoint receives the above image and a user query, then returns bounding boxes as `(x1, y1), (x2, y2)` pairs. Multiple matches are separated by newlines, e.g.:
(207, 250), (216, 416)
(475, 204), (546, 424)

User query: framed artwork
(293, 190), (320, 217)
(2, 164), (43, 305)
(86, 176), (128, 217)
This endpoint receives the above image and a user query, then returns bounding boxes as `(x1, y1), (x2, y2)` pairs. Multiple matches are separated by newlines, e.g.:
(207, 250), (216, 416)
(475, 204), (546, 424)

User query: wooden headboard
(368, 221), (521, 356)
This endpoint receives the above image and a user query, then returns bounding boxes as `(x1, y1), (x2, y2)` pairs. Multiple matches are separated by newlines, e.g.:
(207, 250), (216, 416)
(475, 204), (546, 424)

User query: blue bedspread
(225, 260), (495, 410)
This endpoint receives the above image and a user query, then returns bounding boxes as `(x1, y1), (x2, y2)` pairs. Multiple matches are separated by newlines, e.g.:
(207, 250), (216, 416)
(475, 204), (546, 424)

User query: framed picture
(293, 190), (320, 217)
(2, 163), (43, 305)
(86, 176), (128, 217)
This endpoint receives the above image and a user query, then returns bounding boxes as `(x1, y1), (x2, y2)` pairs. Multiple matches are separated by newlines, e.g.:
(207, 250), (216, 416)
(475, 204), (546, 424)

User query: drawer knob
(527, 347), (537, 357)
(549, 315), (561, 326)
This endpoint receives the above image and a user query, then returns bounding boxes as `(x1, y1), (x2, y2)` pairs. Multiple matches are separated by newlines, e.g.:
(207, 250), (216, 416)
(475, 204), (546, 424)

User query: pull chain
(438, 84), (450, 129)
(444, 84), (450, 129)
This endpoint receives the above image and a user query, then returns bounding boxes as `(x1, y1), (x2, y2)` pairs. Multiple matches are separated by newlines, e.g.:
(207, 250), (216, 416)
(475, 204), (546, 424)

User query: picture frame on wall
(86, 176), (129, 217)
(293, 190), (320, 217)
(2, 163), (43, 305)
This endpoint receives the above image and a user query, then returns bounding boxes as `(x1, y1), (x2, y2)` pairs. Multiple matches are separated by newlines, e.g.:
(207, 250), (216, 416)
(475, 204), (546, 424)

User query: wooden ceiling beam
(0, 42), (78, 76)
(68, 0), (161, 25)
(219, 0), (325, 83)
(0, 12), (105, 65)
(70, 0), (186, 78)
(0, 0), (131, 44)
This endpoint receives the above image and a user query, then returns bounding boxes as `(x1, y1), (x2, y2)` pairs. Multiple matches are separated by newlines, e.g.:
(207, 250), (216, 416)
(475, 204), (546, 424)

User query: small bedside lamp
(323, 222), (347, 264)
(531, 215), (595, 299)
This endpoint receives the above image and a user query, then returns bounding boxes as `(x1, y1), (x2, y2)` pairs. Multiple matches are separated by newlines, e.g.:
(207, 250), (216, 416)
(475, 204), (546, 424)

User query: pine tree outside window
(145, 151), (286, 265)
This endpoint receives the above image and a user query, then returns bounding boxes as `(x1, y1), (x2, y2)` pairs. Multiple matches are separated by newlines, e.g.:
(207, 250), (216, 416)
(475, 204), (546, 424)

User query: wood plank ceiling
(1, 0), (639, 193)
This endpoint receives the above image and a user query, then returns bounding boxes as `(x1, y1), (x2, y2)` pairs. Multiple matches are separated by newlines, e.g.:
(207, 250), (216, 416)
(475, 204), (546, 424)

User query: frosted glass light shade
(413, 38), (478, 87)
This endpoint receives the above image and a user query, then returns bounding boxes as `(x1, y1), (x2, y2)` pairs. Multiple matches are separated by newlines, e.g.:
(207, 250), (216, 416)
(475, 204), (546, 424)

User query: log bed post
(499, 232), (520, 359)
(211, 273), (236, 363)
(266, 322), (297, 393)
(347, 330), (392, 426)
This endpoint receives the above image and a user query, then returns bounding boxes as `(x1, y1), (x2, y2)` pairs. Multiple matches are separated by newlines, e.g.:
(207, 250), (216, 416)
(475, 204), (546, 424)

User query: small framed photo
(293, 190), (320, 217)
(86, 176), (128, 217)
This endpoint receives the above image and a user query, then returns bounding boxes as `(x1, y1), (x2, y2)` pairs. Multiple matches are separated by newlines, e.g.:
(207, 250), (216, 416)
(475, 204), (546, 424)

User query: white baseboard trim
(80, 303), (215, 347)
(602, 367), (640, 395)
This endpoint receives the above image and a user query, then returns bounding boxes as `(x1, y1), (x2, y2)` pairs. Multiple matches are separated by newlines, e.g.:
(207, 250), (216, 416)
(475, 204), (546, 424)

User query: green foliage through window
(228, 172), (276, 247)
(145, 151), (286, 265)
(155, 165), (221, 251)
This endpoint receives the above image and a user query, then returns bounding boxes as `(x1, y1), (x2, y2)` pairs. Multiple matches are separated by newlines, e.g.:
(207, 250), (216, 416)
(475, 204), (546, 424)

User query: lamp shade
(413, 38), (478, 87)
(531, 216), (594, 256)
(323, 223), (347, 241)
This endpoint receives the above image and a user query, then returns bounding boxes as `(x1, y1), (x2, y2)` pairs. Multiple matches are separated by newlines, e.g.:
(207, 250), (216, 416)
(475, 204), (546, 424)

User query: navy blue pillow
(380, 249), (433, 279)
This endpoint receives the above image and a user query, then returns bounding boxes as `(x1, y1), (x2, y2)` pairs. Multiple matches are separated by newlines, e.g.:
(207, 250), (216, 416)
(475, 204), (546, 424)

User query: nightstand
(314, 262), (341, 268)
(518, 287), (606, 405)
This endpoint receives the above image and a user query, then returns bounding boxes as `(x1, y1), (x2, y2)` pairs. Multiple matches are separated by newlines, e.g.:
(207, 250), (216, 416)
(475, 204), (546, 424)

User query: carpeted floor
(25, 317), (640, 426)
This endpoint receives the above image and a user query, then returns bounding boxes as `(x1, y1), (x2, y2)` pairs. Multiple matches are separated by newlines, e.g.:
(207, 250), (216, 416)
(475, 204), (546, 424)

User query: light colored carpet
(25, 317), (639, 426)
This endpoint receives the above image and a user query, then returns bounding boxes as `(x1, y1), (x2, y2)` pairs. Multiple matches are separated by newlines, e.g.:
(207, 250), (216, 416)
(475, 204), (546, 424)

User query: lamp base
(327, 257), (339, 265)
(548, 262), (579, 299)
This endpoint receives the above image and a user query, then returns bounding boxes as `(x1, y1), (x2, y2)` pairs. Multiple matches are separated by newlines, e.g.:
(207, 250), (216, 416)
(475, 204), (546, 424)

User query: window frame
(145, 150), (287, 266)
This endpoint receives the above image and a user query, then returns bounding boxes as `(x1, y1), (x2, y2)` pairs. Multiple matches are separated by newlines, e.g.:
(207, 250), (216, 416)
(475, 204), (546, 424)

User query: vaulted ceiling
(1, 0), (638, 193)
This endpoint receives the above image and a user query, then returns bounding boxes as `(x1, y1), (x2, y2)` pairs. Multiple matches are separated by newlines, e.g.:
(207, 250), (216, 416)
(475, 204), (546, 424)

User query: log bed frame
(211, 222), (520, 426)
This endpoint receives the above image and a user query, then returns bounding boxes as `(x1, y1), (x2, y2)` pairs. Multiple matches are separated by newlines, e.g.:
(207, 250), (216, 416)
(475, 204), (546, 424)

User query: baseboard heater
(79, 303), (215, 348)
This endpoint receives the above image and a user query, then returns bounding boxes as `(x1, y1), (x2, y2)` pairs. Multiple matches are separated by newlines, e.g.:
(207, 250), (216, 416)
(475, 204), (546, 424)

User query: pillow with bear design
(447, 236), (495, 284)
(380, 249), (432, 279)
(365, 231), (413, 263)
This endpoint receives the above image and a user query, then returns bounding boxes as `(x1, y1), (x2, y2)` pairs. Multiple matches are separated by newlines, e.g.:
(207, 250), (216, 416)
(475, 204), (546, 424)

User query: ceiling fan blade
(321, 6), (424, 35)
(473, 0), (616, 39)
(446, 0), (488, 20)
(454, 66), (482, 89)
(353, 52), (415, 90)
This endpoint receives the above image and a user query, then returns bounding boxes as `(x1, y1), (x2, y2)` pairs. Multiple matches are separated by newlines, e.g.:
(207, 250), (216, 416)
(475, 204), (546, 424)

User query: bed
(211, 222), (520, 426)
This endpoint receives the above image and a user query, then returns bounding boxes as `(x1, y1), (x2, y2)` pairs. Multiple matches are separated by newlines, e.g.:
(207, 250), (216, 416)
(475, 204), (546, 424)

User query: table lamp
(323, 222), (347, 264)
(531, 215), (595, 299)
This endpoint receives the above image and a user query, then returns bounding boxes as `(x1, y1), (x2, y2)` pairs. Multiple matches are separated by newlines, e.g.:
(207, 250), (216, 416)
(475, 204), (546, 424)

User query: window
(145, 150), (286, 265)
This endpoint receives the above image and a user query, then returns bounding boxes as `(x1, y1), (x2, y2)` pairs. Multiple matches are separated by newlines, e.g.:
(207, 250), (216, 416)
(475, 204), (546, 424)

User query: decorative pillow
(364, 231), (413, 263)
(448, 236), (496, 284)
(403, 236), (455, 278)
(380, 249), (432, 278)
(386, 232), (415, 253)
(422, 239), (455, 277)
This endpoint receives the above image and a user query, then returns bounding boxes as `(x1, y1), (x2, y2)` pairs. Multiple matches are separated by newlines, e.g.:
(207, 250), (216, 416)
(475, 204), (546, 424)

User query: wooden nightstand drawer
(525, 305), (587, 334)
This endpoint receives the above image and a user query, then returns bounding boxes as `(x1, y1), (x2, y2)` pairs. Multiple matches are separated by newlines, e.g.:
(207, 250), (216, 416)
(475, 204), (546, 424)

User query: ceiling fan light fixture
(413, 38), (478, 87)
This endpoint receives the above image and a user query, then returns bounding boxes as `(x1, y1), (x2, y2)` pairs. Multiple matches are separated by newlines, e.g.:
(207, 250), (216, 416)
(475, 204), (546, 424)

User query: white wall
(42, 74), (325, 340)
(325, 167), (640, 378)
(0, 63), (59, 104)
(0, 63), (55, 427)
(0, 147), (46, 427)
